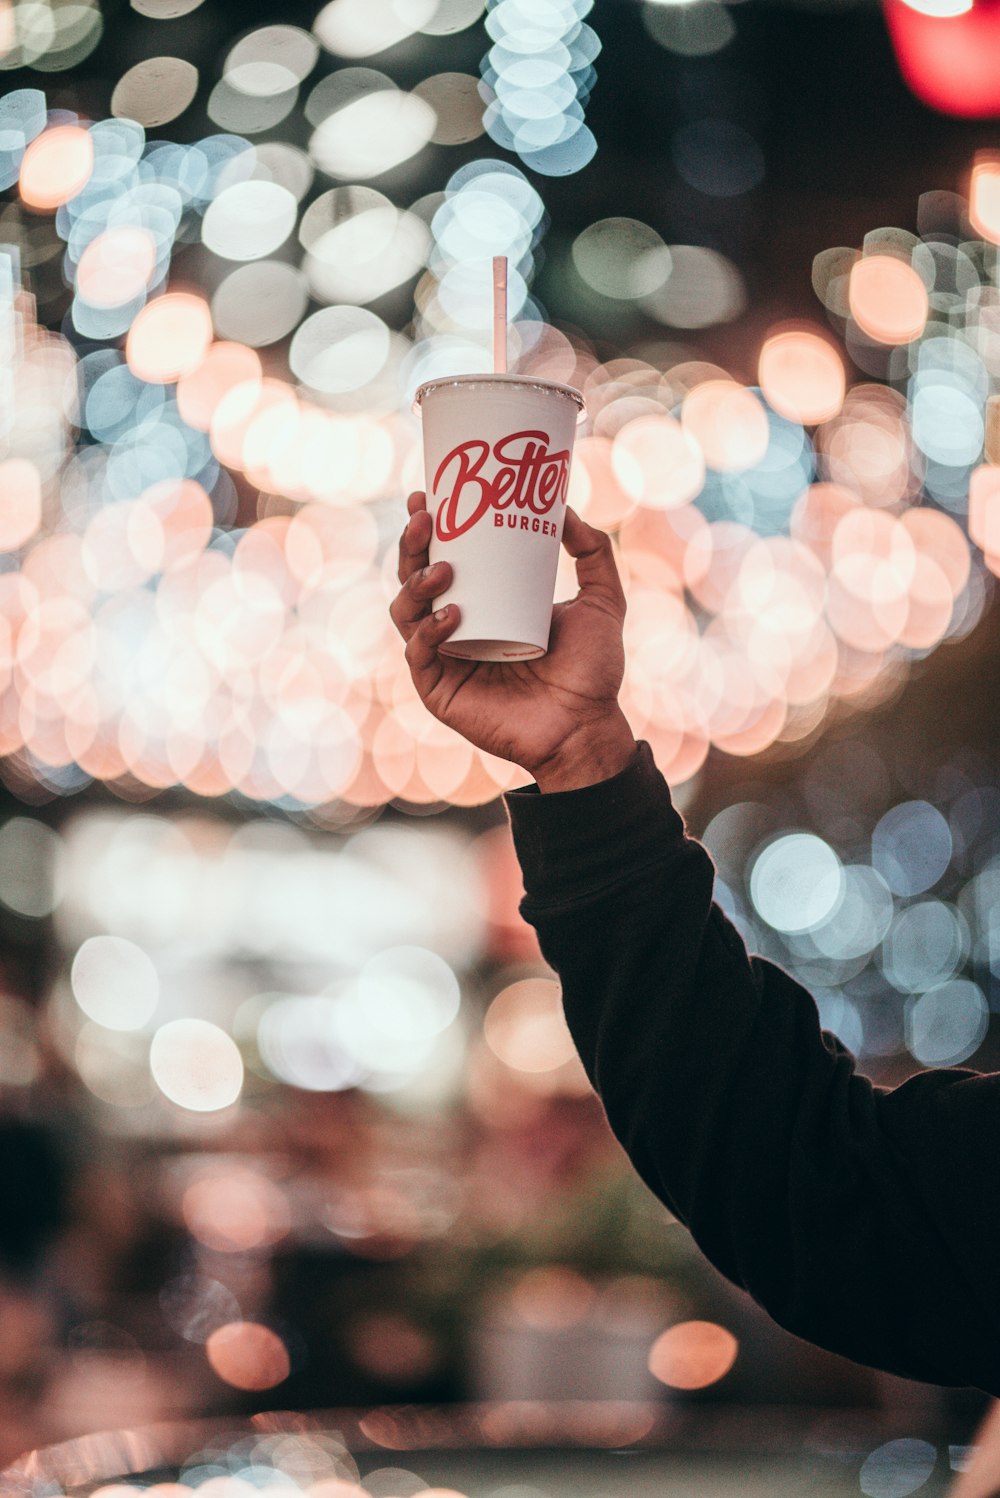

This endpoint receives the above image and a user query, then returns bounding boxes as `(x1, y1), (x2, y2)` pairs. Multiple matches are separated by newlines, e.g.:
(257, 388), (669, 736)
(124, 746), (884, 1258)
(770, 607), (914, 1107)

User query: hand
(389, 492), (637, 791)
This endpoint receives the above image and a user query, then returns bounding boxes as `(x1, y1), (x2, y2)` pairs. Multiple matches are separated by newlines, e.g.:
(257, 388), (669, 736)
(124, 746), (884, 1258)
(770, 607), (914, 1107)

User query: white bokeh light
(71, 934), (160, 1031)
(150, 1017), (244, 1111)
(201, 179), (298, 261)
(750, 833), (845, 935)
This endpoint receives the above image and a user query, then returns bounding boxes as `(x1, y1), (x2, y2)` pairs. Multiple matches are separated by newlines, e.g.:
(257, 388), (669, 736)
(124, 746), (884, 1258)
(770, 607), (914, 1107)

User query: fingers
(562, 506), (627, 614)
(389, 559), (452, 640)
(397, 494), (432, 585)
(404, 604), (459, 697)
(407, 489), (427, 517)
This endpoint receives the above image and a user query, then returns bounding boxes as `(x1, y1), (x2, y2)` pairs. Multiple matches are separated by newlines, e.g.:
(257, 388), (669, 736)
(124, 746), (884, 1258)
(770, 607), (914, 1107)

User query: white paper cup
(414, 374), (585, 661)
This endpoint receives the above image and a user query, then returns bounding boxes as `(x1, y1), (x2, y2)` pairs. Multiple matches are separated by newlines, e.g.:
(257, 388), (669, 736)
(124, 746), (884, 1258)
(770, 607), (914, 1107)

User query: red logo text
(433, 429), (571, 541)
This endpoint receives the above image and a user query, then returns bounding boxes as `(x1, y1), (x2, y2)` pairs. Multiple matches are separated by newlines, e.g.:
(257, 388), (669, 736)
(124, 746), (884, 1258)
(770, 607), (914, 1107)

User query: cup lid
(412, 372), (586, 418)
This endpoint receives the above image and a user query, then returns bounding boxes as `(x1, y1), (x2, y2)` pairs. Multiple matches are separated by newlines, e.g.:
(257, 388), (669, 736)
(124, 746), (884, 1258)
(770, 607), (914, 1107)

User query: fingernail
(434, 606), (450, 621)
(421, 563), (440, 579)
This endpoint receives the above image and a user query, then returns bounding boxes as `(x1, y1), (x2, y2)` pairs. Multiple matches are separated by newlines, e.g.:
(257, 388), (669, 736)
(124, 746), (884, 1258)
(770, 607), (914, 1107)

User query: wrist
(530, 710), (637, 793)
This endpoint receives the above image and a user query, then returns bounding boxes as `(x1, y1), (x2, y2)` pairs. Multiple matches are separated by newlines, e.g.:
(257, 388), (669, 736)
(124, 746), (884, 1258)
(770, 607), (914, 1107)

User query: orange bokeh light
(827, 508), (916, 652)
(970, 155), (1000, 245)
(77, 226), (158, 309)
(449, 747), (523, 806)
(210, 377), (295, 473)
(182, 1169), (290, 1253)
(126, 292), (213, 384)
(371, 707), (419, 800)
(285, 502), (379, 591)
(509, 1266), (595, 1329)
(848, 255), (928, 345)
(713, 693), (787, 758)
(144, 478), (214, 569)
(20, 125), (94, 210)
(568, 434), (637, 529)
(648, 1320), (738, 1389)
(969, 463), (1000, 556)
(205, 1320), (290, 1390)
(681, 380), (770, 472)
(483, 978), (575, 1074)
(415, 721), (476, 801)
(900, 507), (970, 597)
(758, 329), (846, 425)
(791, 481), (862, 567)
(0, 459), (42, 552)
(831, 508), (915, 585)
(82, 500), (165, 591)
(684, 520), (756, 614)
(338, 745), (387, 809)
(611, 413), (705, 509)
(176, 341), (262, 431)
(899, 553), (954, 649)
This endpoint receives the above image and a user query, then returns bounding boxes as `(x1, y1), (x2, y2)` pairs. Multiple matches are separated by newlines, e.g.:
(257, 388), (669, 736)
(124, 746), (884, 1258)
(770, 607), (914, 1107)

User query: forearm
(505, 744), (1000, 1393)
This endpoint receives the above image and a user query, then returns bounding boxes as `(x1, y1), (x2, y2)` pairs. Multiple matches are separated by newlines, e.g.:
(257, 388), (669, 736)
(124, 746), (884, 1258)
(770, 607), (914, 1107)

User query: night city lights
(3, 2), (1000, 1497)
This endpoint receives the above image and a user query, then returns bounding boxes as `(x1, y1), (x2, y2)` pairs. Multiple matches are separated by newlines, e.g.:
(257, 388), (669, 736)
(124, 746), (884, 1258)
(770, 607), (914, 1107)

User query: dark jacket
(505, 740), (1000, 1397)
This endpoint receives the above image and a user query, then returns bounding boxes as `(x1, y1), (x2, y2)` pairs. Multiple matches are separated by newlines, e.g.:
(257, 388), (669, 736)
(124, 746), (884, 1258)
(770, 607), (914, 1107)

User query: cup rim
(412, 372), (586, 417)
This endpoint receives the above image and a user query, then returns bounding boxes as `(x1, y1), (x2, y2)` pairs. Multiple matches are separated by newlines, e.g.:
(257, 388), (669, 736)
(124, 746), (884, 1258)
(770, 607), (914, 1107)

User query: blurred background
(2, 0), (1000, 1494)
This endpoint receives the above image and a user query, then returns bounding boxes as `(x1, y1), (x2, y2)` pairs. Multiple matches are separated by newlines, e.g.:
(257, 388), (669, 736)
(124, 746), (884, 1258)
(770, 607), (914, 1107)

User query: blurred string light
(409, 158), (545, 381)
(480, 0), (600, 177)
(0, 18), (998, 814)
(0, 0), (104, 72)
(40, 747), (1000, 1105)
(703, 724), (1000, 1073)
(647, 1320), (739, 1391)
(43, 803), (485, 1115)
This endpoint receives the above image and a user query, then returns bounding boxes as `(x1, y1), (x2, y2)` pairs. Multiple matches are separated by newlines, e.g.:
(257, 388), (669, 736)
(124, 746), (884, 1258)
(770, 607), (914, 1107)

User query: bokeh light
(481, 0), (600, 176)
(111, 57), (200, 127)
(758, 329), (846, 426)
(71, 934), (159, 1030)
(905, 979), (988, 1067)
(19, 124), (93, 209)
(872, 800), (952, 897)
(126, 293), (213, 383)
(848, 255), (929, 345)
(750, 834), (845, 935)
(648, 1321), (739, 1390)
(859, 1439), (937, 1498)
(150, 1017), (244, 1111)
(4, 16), (1000, 1483)
(205, 1321), (291, 1390)
(483, 977), (575, 1073)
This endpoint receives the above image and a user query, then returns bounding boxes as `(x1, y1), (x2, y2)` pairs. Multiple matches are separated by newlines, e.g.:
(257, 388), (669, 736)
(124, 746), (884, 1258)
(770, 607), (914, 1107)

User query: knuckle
(404, 619), (428, 657)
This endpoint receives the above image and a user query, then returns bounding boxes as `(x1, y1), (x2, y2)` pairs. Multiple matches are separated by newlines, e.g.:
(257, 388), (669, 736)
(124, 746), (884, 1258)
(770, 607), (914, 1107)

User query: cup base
(439, 639), (546, 662)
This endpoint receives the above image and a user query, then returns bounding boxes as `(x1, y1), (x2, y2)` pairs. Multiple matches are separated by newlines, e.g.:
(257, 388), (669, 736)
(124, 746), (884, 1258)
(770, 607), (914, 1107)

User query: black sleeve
(504, 740), (1000, 1397)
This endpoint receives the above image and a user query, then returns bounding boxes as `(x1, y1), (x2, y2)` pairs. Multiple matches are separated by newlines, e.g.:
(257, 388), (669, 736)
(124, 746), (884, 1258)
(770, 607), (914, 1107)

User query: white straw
(492, 255), (508, 374)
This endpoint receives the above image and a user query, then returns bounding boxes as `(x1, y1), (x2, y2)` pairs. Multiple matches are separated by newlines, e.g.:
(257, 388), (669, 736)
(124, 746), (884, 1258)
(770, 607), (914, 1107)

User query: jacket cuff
(503, 740), (688, 908)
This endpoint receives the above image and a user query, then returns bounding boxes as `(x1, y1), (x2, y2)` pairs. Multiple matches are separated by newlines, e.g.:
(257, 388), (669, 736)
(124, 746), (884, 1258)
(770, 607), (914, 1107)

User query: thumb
(561, 506), (626, 612)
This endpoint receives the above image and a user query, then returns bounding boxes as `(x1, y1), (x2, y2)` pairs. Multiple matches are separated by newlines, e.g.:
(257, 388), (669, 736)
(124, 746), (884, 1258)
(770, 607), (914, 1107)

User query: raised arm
(389, 493), (1000, 1399)
(506, 745), (1000, 1396)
